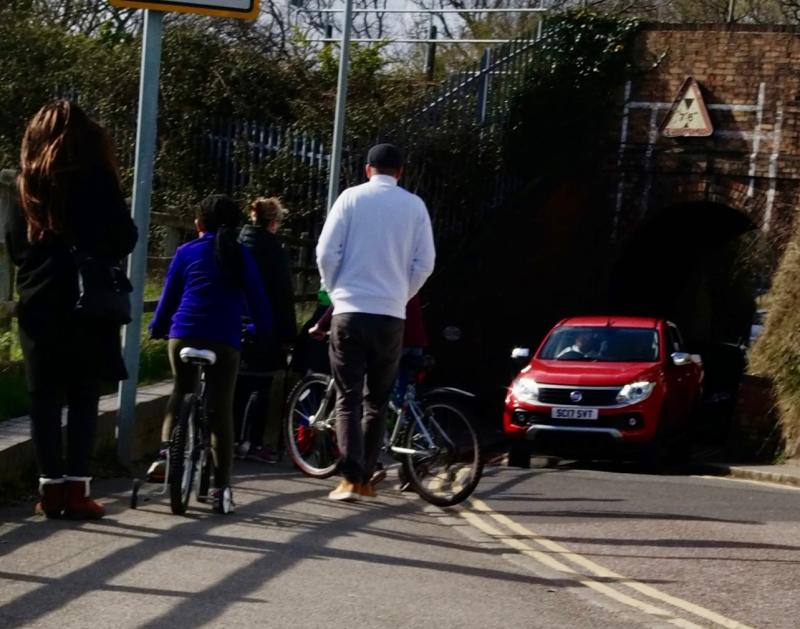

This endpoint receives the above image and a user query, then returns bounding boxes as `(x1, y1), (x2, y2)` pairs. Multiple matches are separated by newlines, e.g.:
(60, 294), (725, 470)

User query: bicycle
(284, 357), (483, 507)
(131, 347), (232, 515)
(234, 327), (291, 462)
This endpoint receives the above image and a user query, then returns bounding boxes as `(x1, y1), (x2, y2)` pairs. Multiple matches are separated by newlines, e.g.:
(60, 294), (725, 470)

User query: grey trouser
(329, 313), (405, 484)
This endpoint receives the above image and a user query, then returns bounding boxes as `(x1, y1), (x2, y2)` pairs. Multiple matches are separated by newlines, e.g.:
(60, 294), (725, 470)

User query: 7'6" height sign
(110, 0), (259, 20)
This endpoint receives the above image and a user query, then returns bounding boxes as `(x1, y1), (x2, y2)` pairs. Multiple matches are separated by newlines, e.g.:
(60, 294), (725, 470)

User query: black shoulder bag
(73, 251), (133, 325)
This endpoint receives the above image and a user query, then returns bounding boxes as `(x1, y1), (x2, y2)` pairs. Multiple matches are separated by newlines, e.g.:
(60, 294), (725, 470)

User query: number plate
(551, 408), (599, 420)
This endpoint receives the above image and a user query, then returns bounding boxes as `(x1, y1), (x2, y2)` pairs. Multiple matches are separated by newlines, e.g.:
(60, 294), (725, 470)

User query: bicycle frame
(388, 383), (455, 458)
(309, 376), (454, 460)
(192, 365), (212, 493)
(310, 378), (337, 431)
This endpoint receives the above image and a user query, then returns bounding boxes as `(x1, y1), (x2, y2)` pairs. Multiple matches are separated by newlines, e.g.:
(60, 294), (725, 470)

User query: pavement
(702, 460), (800, 488)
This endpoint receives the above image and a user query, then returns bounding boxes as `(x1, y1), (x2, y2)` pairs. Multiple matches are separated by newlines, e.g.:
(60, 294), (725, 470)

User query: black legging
(30, 380), (101, 479)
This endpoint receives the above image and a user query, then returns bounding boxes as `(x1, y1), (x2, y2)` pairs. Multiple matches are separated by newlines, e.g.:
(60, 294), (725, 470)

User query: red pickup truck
(504, 316), (703, 469)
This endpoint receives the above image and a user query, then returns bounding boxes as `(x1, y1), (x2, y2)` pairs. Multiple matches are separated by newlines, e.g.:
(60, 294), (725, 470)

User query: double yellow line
(458, 498), (753, 629)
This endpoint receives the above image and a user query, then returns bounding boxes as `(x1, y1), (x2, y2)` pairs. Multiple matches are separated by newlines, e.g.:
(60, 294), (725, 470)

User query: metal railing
(0, 171), (320, 324)
(412, 34), (542, 126)
(201, 119), (330, 222)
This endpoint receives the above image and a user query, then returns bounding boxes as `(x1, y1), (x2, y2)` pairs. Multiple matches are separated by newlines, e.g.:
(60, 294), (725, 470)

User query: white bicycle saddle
(179, 347), (217, 365)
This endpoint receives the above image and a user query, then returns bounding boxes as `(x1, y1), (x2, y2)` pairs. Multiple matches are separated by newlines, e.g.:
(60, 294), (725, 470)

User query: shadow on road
(0, 464), (680, 627)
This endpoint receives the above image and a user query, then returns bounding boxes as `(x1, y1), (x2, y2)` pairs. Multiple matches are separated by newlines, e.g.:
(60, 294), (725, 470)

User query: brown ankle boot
(63, 477), (105, 520)
(35, 477), (65, 518)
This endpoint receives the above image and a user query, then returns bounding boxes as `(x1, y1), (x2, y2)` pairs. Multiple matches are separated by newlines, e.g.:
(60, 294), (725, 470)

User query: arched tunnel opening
(423, 192), (773, 446)
(610, 201), (767, 444)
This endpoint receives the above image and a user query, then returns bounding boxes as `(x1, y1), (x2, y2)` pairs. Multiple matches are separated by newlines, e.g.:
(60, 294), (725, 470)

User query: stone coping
(0, 381), (172, 489)
(704, 461), (800, 489)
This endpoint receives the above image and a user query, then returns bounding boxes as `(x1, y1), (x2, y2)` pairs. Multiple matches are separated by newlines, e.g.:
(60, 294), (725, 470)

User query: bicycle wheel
(402, 397), (483, 507)
(284, 373), (339, 478)
(196, 443), (212, 503)
(169, 393), (198, 515)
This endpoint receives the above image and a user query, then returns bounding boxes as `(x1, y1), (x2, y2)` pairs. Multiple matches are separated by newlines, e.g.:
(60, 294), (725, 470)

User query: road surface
(0, 460), (798, 628)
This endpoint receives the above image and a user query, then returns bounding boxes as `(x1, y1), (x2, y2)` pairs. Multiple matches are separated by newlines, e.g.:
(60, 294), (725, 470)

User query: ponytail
(215, 226), (245, 288)
(197, 194), (245, 288)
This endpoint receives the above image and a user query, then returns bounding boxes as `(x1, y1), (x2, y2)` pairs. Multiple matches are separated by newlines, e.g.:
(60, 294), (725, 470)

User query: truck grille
(537, 387), (622, 407)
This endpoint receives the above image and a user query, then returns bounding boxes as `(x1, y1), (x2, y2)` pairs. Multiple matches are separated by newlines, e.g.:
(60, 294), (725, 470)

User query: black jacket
(239, 225), (297, 344)
(6, 167), (138, 389)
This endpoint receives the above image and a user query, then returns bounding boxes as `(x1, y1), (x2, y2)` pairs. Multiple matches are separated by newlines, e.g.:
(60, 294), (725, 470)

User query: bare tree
(775, 0), (800, 21)
(31, 0), (139, 36)
(290, 0), (393, 41)
(411, 0), (788, 39)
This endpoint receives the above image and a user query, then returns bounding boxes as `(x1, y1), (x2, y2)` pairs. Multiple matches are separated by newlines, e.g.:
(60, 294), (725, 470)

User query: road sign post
(111, 0), (259, 464)
(117, 9), (164, 464)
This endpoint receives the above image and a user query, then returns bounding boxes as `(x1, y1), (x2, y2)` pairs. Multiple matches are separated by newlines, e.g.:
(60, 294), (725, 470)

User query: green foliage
(0, 4), (139, 175)
(0, 4), (427, 219)
(749, 225), (800, 459)
(0, 360), (29, 422)
(138, 336), (171, 385)
(505, 11), (641, 177)
(0, 321), (23, 363)
(298, 42), (426, 142)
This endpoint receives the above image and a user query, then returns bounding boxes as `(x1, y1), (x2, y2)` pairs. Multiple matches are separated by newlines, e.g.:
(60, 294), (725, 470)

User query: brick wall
(609, 26), (800, 245)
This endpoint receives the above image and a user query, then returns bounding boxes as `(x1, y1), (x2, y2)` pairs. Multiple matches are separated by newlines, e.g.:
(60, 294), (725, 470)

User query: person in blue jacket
(149, 194), (272, 513)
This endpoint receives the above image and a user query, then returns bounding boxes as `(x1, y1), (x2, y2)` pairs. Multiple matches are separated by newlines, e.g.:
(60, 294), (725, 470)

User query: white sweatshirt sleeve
(316, 193), (348, 291)
(408, 200), (436, 299)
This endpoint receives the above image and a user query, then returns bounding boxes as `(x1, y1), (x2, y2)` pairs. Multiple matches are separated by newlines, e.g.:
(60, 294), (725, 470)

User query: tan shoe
(328, 480), (360, 501)
(358, 483), (377, 500)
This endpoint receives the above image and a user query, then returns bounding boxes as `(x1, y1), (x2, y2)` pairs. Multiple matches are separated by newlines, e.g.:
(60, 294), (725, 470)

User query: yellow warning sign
(660, 77), (713, 138)
(109, 0), (259, 20)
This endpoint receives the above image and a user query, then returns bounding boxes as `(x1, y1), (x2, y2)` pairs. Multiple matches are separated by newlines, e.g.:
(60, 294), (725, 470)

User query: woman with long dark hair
(7, 100), (138, 519)
(149, 194), (272, 513)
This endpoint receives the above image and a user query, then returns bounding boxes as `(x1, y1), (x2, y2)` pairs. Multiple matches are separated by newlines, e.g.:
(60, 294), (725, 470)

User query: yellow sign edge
(109, 0), (260, 21)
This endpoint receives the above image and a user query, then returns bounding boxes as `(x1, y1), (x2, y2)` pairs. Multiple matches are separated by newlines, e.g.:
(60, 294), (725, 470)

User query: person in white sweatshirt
(316, 143), (436, 501)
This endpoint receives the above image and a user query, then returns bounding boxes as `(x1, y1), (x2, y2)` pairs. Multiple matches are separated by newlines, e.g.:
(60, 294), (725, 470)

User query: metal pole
(117, 9), (163, 464)
(326, 0), (354, 211)
(537, 0), (545, 40)
(476, 48), (492, 124)
(426, 24), (438, 81)
(727, 0), (736, 23)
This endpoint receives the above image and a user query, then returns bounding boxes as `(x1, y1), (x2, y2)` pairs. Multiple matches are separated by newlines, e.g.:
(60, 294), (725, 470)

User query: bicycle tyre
(169, 393), (197, 515)
(402, 396), (483, 507)
(284, 373), (340, 479)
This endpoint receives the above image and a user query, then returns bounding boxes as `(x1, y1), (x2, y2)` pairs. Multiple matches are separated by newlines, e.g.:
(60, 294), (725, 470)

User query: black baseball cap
(367, 143), (404, 169)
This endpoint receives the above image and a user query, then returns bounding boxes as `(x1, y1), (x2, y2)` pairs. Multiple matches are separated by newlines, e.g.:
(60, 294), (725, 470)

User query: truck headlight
(617, 381), (655, 405)
(511, 378), (539, 403)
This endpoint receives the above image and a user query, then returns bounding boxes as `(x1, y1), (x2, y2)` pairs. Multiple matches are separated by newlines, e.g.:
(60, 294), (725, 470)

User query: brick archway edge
(650, 177), (767, 228)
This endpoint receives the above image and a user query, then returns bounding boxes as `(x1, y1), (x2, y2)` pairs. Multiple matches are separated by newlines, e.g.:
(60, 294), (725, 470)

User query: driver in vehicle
(556, 332), (596, 360)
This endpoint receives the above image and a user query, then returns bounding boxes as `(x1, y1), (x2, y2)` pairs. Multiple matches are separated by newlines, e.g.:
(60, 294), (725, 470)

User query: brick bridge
(432, 24), (800, 412)
(610, 24), (800, 244)
(586, 25), (800, 344)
